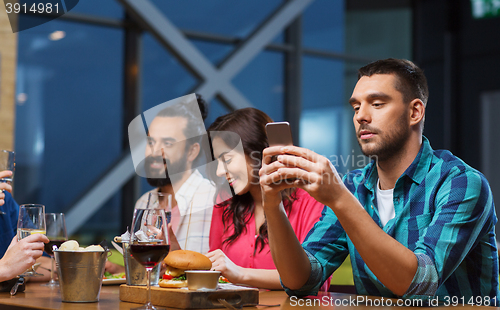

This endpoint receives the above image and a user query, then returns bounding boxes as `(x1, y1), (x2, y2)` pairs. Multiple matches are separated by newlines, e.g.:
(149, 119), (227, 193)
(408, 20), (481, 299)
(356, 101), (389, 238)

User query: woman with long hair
(206, 108), (329, 290)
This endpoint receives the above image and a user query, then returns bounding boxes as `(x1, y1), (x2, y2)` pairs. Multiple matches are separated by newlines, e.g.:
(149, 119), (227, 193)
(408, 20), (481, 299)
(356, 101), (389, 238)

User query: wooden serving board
(119, 284), (259, 309)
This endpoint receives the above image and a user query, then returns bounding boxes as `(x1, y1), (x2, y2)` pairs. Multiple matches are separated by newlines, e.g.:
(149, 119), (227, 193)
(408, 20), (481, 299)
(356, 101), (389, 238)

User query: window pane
(151, 0), (282, 37)
(141, 33), (198, 112)
(345, 8), (412, 60)
(233, 51), (284, 121)
(16, 16), (124, 241)
(205, 98), (231, 127)
(192, 40), (233, 67)
(303, 0), (345, 52)
(301, 57), (353, 175)
(69, 0), (124, 19)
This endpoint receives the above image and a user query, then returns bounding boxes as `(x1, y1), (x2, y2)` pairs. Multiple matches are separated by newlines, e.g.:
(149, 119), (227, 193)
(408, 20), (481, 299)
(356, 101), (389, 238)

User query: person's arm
(205, 249), (283, 290)
(0, 234), (49, 282)
(258, 147), (314, 291)
(105, 261), (126, 274)
(265, 146), (418, 296)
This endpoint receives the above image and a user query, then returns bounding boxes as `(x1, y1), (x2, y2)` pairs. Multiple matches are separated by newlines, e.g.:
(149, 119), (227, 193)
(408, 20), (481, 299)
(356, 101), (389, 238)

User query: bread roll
(85, 245), (104, 252)
(59, 240), (79, 251)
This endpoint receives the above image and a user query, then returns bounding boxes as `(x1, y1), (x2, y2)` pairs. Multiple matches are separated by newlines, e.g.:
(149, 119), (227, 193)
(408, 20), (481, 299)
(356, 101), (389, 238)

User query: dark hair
(207, 108), (295, 253)
(155, 93), (208, 148)
(358, 58), (429, 107)
(195, 93), (209, 121)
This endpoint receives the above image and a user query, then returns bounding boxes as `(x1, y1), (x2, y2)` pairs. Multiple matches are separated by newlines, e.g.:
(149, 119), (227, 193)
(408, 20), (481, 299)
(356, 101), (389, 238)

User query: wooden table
(0, 283), (494, 309)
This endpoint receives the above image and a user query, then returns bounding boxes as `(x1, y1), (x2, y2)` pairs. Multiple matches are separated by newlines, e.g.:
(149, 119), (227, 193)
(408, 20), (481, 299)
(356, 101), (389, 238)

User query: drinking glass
(42, 213), (67, 287)
(0, 150), (15, 184)
(0, 150), (15, 215)
(130, 194), (171, 310)
(17, 204), (46, 277)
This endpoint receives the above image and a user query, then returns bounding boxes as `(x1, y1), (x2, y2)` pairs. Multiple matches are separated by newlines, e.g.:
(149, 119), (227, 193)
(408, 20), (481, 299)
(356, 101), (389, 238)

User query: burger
(159, 250), (212, 288)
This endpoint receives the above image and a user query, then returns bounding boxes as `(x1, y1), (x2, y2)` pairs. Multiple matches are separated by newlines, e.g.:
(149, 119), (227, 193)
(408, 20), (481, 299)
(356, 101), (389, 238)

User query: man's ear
(187, 142), (201, 163)
(409, 99), (425, 129)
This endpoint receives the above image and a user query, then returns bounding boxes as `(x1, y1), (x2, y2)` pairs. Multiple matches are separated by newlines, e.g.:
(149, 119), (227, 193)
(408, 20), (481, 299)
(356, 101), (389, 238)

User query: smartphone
(265, 122), (293, 147)
(266, 122), (294, 168)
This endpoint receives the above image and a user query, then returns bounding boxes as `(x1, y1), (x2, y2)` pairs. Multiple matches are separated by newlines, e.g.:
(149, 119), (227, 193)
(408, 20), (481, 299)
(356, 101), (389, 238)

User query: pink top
(209, 188), (330, 290)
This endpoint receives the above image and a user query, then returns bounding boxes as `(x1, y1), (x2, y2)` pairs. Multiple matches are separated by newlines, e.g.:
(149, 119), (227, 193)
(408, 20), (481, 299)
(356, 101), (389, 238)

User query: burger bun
(164, 250), (212, 271)
(159, 279), (187, 288)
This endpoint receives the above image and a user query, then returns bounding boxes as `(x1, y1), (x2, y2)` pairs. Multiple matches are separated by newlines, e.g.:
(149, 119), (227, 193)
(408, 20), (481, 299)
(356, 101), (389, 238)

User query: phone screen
(266, 122), (293, 167)
(265, 122), (293, 147)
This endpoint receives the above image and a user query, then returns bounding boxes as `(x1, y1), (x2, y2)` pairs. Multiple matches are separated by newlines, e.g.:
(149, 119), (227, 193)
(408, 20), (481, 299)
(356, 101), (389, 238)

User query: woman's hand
(105, 261), (125, 274)
(0, 234), (49, 282)
(0, 171), (13, 207)
(205, 249), (245, 284)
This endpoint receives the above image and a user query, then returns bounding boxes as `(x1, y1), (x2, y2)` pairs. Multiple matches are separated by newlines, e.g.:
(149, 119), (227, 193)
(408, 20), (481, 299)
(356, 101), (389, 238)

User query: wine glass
(130, 201), (170, 310)
(42, 213), (67, 287)
(17, 204), (46, 277)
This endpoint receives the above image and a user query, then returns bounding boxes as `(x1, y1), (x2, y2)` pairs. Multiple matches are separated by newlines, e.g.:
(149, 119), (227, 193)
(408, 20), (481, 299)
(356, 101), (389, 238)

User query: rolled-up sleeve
(282, 250), (325, 297)
(403, 253), (439, 298)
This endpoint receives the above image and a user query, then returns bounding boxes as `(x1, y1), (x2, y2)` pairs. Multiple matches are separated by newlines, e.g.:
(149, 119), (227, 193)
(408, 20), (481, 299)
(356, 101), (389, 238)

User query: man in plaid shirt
(260, 59), (499, 301)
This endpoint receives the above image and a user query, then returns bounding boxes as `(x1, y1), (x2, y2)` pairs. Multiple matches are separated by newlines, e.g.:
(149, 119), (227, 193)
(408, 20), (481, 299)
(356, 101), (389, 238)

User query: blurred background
(0, 0), (499, 245)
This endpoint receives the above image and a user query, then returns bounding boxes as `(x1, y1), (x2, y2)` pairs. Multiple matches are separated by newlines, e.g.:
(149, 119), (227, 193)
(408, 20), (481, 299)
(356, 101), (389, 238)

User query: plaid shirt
(136, 169), (215, 253)
(285, 136), (499, 301)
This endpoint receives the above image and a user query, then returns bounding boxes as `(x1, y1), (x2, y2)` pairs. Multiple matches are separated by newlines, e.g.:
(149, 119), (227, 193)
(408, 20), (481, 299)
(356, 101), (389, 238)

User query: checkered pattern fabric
(284, 136), (500, 300)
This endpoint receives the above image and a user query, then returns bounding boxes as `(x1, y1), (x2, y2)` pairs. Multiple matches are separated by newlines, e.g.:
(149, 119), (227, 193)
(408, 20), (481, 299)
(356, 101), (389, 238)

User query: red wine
(44, 239), (66, 255)
(130, 244), (170, 268)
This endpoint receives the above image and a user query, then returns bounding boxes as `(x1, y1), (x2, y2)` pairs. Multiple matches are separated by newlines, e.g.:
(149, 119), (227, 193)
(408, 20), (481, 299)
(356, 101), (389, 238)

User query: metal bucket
(123, 242), (161, 286)
(54, 250), (109, 302)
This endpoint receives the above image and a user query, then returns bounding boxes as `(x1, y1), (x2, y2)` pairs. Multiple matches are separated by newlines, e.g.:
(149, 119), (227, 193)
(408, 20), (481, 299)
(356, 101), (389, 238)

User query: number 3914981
(5, 2), (60, 14)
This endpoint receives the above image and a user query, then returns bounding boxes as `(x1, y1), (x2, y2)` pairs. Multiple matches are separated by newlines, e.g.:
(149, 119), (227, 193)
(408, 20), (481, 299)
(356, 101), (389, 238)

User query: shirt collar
(363, 136), (432, 190)
(400, 136), (432, 185)
(174, 169), (204, 215)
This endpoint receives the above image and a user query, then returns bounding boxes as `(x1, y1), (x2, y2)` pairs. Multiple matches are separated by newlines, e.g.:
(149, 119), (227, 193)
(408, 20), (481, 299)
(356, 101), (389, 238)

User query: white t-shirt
(376, 179), (395, 227)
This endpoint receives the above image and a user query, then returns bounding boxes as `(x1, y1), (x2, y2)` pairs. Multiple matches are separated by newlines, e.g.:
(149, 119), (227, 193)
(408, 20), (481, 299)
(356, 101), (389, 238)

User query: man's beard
(356, 112), (410, 162)
(144, 155), (188, 188)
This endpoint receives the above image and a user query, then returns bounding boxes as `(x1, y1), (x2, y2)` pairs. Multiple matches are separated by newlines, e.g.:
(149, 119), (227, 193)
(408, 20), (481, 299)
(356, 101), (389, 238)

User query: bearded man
(138, 95), (215, 253)
(260, 59), (499, 302)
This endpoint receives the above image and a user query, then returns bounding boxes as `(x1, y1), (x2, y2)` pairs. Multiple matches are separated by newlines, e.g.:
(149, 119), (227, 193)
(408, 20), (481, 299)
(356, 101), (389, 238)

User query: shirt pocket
(407, 213), (434, 231)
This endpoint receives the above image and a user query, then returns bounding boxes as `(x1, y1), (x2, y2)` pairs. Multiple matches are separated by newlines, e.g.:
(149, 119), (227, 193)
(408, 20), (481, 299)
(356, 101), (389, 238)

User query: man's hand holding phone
(265, 122), (297, 182)
(262, 145), (345, 207)
(261, 121), (345, 208)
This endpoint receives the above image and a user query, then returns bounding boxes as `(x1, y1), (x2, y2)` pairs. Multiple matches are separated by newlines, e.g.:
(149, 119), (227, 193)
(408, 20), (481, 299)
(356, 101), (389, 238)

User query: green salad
(103, 272), (126, 279)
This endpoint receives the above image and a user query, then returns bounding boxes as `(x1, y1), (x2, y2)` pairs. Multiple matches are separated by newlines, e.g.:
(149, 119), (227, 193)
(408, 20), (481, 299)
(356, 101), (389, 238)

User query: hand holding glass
(130, 204), (170, 310)
(17, 204), (46, 277)
(42, 213), (67, 286)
